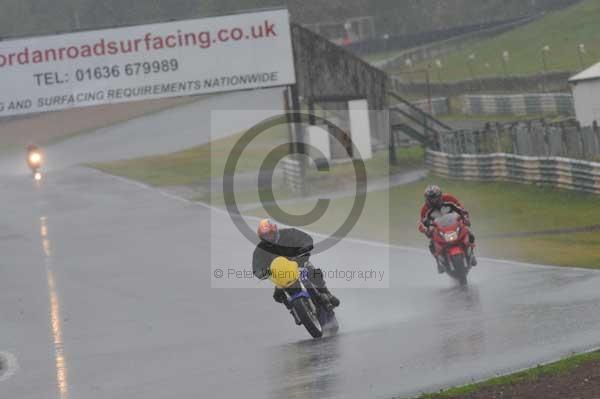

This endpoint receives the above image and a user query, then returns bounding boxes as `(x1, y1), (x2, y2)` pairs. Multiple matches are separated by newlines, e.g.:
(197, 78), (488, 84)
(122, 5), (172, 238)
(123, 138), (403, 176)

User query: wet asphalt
(0, 87), (286, 175)
(1, 89), (600, 399)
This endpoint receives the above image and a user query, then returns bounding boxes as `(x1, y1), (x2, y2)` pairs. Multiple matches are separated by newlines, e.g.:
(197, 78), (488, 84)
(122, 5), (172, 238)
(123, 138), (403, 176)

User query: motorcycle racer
(252, 219), (340, 309)
(418, 185), (477, 272)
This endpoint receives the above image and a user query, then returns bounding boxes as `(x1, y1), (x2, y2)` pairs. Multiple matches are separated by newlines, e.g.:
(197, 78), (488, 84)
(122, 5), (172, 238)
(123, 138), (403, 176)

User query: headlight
(443, 231), (459, 242)
(29, 152), (41, 164)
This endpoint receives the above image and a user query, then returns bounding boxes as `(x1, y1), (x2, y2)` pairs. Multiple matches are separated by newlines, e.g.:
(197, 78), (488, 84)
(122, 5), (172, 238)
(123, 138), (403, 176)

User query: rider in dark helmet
(418, 185), (477, 273)
(252, 219), (340, 309)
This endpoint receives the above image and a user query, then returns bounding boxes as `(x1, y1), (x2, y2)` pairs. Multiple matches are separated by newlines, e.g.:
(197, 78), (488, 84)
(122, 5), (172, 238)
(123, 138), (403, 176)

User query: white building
(569, 63), (600, 127)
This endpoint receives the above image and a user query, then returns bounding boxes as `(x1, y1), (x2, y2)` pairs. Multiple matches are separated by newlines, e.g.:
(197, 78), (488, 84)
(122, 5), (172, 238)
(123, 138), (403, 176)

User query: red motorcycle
(430, 211), (474, 285)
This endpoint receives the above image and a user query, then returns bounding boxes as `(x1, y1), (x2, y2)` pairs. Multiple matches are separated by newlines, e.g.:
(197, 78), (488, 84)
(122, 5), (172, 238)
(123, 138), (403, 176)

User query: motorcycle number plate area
(448, 246), (464, 256)
(290, 291), (310, 302)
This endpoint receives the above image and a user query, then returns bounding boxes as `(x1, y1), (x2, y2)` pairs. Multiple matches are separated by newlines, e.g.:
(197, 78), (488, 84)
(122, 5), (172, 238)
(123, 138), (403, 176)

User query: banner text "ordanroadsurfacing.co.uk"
(0, 9), (295, 117)
(0, 22), (277, 69)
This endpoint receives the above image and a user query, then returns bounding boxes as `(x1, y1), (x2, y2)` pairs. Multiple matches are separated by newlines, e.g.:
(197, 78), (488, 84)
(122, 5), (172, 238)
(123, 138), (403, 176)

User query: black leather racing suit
(252, 228), (327, 306)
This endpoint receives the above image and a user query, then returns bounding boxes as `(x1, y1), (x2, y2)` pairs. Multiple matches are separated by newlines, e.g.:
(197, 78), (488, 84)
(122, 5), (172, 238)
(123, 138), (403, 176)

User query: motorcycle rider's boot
(468, 233), (477, 267)
(273, 288), (292, 309)
(429, 242), (444, 274)
(326, 293), (340, 308)
(470, 254), (478, 267)
(318, 287), (340, 309)
(467, 246), (477, 267)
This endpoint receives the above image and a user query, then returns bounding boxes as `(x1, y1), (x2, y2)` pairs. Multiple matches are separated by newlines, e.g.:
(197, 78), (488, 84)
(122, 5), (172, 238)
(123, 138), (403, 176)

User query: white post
(348, 99), (372, 160)
(307, 125), (331, 162)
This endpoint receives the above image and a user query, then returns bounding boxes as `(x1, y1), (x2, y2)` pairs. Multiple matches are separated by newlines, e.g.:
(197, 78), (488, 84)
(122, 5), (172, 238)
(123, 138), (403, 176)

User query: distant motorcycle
(430, 211), (474, 285)
(269, 255), (339, 339)
(26, 148), (43, 181)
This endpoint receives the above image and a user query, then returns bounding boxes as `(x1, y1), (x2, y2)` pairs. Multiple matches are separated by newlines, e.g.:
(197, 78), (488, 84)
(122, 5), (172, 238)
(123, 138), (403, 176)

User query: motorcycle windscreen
(434, 213), (460, 227)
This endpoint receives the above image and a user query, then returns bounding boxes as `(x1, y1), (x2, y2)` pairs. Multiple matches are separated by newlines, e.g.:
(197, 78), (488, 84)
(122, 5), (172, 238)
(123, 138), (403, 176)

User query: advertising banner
(0, 9), (295, 116)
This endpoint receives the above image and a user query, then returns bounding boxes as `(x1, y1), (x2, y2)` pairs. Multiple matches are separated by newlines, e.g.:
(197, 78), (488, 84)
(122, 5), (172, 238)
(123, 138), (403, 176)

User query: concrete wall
(348, 99), (373, 159)
(291, 24), (388, 145)
(307, 125), (332, 161)
(572, 79), (600, 127)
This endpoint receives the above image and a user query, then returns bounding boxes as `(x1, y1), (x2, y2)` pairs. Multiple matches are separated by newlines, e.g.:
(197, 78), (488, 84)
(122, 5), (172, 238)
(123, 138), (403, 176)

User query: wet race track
(2, 89), (600, 398)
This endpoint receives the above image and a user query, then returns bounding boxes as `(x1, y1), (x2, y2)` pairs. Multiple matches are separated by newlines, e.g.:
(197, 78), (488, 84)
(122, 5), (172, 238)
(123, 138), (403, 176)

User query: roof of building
(569, 62), (600, 83)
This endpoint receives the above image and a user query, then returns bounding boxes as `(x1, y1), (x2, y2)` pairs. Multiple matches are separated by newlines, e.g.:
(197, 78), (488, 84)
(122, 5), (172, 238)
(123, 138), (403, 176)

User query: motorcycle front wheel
(293, 297), (323, 338)
(450, 254), (468, 286)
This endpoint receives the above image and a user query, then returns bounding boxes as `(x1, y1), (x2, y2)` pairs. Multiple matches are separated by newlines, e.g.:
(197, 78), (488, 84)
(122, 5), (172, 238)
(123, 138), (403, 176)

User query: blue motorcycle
(270, 256), (339, 339)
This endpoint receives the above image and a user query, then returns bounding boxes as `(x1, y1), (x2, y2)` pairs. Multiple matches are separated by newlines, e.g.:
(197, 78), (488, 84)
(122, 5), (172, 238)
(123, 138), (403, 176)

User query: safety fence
(412, 97), (450, 116)
(461, 93), (574, 116)
(437, 119), (600, 161)
(389, 71), (572, 98)
(426, 149), (600, 195)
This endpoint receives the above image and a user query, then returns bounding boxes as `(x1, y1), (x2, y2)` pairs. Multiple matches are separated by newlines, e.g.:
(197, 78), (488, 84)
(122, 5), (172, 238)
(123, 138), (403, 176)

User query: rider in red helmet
(252, 219), (340, 309)
(418, 185), (477, 273)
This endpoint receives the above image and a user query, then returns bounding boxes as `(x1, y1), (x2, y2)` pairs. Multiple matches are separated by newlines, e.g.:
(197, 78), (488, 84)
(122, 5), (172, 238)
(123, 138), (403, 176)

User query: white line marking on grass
(91, 167), (599, 272)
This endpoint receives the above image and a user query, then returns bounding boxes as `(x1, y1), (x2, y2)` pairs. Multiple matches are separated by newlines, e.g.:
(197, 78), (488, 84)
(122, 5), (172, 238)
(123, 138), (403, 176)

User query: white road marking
(94, 168), (597, 272)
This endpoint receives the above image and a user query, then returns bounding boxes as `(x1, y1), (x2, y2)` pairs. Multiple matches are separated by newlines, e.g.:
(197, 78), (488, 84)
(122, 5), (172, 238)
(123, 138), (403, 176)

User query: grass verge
(90, 132), (599, 268)
(400, 0), (600, 81)
(90, 129), (424, 199)
(363, 48), (408, 63)
(417, 350), (600, 399)
(89, 125), (289, 186)
(249, 175), (600, 269)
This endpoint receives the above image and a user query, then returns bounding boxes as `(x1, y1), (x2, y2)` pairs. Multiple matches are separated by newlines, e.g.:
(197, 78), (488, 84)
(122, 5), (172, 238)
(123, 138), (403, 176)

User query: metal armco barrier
(426, 149), (600, 195)
(461, 93), (574, 116)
